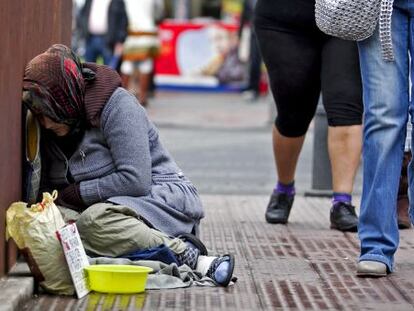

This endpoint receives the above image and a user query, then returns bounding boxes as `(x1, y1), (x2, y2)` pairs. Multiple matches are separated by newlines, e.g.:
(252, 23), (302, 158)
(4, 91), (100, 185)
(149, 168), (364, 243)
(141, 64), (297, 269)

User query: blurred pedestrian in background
(356, 0), (414, 277)
(254, 0), (363, 231)
(71, 0), (83, 56)
(239, 0), (262, 101)
(121, 0), (164, 107)
(78, 0), (128, 65)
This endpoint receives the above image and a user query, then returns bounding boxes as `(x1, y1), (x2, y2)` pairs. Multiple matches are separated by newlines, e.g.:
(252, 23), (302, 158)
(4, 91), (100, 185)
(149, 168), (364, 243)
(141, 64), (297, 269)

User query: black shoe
(330, 202), (358, 232)
(265, 192), (294, 224)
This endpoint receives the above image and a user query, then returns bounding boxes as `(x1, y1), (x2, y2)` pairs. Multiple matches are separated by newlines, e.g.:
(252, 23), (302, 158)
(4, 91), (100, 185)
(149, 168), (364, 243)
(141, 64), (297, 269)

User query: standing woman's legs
(328, 126), (362, 194)
(272, 127), (305, 185)
(357, 3), (409, 273)
(321, 37), (363, 231)
(254, 27), (321, 223)
(322, 38), (363, 194)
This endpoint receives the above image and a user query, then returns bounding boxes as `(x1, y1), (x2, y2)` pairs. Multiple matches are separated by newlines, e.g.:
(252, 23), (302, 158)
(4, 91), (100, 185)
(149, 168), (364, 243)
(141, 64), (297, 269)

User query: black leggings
(255, 25), (363, 137)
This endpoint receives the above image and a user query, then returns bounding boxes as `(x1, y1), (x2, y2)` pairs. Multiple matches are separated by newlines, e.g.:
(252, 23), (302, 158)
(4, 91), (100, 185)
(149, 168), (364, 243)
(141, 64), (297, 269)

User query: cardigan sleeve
(79, 90), (152, 205)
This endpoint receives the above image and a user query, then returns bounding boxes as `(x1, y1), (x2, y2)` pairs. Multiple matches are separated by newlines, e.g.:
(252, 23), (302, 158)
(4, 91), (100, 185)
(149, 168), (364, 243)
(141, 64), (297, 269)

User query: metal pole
(305, 96), (333, 197)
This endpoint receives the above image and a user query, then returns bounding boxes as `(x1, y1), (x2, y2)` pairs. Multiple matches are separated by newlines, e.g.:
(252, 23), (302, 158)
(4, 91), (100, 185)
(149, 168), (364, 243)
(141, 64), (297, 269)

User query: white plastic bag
(6, 191), (74, 295)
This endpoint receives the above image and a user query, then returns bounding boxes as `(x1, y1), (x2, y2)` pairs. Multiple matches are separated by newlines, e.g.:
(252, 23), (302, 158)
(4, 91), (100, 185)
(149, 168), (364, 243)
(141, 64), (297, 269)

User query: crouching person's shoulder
(101, 87), (149, 128)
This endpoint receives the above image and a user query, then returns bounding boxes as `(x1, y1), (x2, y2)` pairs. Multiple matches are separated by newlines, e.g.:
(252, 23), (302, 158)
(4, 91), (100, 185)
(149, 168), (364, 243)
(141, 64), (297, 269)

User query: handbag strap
(379, 0), (395, 61)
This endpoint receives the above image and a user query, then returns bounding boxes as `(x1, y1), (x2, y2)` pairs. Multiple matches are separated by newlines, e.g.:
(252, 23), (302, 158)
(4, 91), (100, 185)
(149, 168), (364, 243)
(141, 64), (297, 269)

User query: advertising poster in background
(155, 21), (247, 91)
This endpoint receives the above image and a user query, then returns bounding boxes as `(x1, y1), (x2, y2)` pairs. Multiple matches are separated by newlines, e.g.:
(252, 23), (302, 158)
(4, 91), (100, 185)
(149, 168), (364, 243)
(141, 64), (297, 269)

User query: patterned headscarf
(23, 44), (86, 126)
(23, 44), (122, 128)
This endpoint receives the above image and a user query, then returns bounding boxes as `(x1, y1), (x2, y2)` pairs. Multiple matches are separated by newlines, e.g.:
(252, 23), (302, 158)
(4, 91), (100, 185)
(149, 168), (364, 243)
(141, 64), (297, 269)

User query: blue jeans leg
(101, 46), (113, 66)
(357, 4), (410, 272)
(84, 35), (113, 64)
(84, 36), (99, 63)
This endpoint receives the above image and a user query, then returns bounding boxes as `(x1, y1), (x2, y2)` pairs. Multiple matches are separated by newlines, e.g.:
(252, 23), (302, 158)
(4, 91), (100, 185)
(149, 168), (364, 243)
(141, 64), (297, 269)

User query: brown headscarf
(23, 44), (122, 128)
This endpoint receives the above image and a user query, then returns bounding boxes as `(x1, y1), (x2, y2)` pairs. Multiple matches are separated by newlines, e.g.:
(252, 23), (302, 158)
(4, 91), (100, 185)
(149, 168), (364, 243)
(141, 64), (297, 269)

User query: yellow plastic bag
(6, 191), (74, 295)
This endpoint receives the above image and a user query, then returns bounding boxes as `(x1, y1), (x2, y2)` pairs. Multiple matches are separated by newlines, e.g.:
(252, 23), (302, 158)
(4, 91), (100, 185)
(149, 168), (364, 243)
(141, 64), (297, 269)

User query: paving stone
(21, 195), (414, 311)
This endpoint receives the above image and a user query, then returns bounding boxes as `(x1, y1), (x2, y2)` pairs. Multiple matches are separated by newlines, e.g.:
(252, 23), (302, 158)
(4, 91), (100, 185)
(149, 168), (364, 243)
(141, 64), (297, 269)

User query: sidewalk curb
(0, 262), (34, 311)
(0, 276), (34, 311)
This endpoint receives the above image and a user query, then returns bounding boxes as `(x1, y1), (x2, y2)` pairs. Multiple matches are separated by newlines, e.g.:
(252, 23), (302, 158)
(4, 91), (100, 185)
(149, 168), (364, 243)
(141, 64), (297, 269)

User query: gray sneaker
(356, 261), (387, 277)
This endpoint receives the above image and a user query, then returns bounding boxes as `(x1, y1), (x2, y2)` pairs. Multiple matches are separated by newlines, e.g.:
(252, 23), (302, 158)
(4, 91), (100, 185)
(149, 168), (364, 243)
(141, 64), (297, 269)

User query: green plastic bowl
(85, 265), (153, 294)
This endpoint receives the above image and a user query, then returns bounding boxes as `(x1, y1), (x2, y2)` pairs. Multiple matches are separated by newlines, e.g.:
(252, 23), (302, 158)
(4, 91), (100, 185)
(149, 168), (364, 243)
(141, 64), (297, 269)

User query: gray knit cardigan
(42, 87), (204, 236)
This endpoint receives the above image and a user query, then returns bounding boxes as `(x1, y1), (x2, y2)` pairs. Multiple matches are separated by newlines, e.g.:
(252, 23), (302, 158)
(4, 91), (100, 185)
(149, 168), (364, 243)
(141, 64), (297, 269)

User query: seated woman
(22, 44), (234, 286)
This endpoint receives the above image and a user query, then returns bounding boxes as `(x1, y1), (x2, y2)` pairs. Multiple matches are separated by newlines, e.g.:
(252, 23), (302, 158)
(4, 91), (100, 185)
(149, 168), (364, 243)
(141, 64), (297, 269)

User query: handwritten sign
(57, 223), (90, 299)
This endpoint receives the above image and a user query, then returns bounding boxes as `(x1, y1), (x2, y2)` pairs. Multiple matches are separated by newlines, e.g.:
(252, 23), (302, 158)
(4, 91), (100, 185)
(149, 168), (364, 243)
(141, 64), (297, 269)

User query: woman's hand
(56, 184), (86, 212)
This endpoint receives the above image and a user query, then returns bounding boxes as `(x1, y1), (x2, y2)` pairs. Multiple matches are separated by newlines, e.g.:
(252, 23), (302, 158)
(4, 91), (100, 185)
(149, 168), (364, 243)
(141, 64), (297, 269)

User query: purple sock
(332, 192), (352, 205)
(274, 181), (295, 197)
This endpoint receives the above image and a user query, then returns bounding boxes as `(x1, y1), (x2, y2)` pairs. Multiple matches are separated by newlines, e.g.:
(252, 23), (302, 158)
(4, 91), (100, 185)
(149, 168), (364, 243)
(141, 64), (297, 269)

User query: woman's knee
(77, 203), (183, 256)
(275, 116), (312, 137)
(325, 101), (363, 127)
(76, 203), (115, 231)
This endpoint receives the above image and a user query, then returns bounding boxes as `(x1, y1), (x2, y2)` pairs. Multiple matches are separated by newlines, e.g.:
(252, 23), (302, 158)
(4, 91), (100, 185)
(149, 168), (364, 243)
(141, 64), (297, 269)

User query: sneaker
(265, 192), (294, 224)
(330, 202), (358, 232)
(206, 254), (235, 287)
(356, 261), (387, 277)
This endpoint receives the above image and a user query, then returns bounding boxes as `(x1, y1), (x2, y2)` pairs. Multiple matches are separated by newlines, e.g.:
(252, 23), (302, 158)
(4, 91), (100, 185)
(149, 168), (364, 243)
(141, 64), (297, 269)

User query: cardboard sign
(57, 223), (90, 299)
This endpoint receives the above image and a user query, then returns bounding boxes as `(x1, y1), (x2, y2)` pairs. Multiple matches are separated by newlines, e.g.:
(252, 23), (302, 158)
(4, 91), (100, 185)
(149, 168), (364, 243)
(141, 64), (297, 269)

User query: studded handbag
(315, 0), (395, 61)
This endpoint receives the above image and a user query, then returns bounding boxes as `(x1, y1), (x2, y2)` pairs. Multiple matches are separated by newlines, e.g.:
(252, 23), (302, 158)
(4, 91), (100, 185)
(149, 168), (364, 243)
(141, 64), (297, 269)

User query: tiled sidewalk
(20, 195), (414, 311)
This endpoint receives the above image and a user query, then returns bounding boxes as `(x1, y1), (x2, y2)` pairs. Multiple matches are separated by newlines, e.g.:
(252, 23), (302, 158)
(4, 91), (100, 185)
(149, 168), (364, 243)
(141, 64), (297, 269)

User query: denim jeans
(357, 0), (414, 271)
(84, 35), (112, 65)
